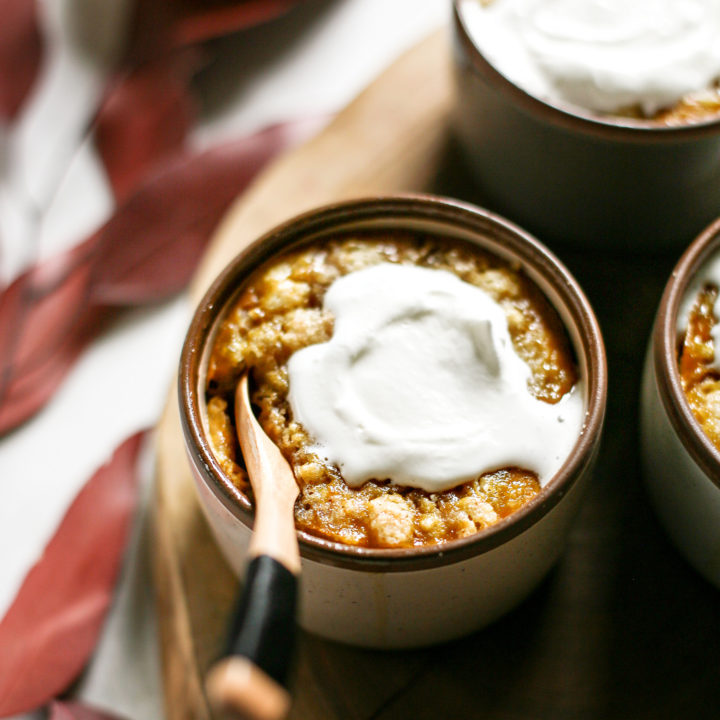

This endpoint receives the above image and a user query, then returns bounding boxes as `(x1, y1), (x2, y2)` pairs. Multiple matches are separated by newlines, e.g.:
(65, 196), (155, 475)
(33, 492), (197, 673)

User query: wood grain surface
(151, 28), (720, 720)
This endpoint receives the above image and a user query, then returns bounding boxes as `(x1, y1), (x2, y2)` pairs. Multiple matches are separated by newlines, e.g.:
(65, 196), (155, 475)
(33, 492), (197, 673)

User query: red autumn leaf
(120, 0), (175, 66)
(49, 700), (130, 720)
(172, 0), (309, 46)
(0, 0), (43, 120)
(91, 116), (327, 305)
(0, 117), (324, 434)
(0, 236), (101, 435)
(123, 0), (307, 66)
(0, 433), (145, 717)
(0, 236), (97, 368)
(0, 306), (101, 436)
(95, 54), (198, 202)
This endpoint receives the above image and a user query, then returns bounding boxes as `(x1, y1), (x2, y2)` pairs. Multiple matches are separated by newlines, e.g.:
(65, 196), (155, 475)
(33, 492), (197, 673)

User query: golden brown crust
(651, 84), (720, 126)
(612, 84), (720, 125)
(205, 233), (578, 548)
(679, 285), (720, 450)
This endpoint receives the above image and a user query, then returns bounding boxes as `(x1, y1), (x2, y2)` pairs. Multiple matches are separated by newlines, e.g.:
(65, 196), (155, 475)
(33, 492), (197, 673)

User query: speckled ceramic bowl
(641, 217), (720, 588)
(452, 0), (720, 251)
(179, 195), (607, 648)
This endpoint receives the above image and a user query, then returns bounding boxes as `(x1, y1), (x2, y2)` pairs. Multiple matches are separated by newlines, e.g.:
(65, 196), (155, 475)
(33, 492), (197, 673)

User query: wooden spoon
(205, 373), (300, 720)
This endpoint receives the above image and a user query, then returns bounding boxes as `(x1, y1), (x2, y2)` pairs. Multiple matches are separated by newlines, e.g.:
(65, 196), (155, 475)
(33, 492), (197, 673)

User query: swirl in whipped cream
(287, 263), (584, 493)
(461, 0), (720, 115)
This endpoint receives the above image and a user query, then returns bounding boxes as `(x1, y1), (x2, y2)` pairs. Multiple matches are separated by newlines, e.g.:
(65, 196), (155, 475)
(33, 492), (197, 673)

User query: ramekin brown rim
(452, 1), (720, 144)
(179, 194), (607, 572)
(653, 217), (720, 489)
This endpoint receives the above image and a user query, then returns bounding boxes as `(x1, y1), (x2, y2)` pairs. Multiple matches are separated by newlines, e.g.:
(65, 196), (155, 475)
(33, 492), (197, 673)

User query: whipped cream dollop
(461, 0), (720, 115)
(287, 263), (584, 493)
(679, 251), (720, 373)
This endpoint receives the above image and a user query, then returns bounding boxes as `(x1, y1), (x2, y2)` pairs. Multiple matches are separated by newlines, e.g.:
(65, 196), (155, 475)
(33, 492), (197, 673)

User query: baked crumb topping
(205, 233), (578, 548)
(679, 285), (720, 449)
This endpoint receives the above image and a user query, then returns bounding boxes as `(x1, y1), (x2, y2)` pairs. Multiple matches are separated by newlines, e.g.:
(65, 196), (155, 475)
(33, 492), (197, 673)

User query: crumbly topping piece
(679, 285), (720, 449)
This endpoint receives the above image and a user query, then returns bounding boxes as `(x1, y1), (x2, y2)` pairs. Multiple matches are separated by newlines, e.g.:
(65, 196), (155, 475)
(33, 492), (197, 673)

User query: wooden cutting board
(151, 28), (720, 720)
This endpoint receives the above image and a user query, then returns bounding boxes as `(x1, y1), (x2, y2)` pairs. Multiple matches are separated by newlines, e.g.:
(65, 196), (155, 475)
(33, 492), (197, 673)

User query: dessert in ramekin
(641, 217), (720, 588)
(205, 232), (583, 549)
(179, 195), (607, 647)
(452, 0), (720, 250)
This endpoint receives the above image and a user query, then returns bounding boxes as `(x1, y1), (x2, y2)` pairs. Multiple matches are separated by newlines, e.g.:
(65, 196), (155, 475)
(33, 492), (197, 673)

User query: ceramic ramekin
(451, 0), (720, 251)
(641, 217), (720, 588)
(179, 195), (607, 648)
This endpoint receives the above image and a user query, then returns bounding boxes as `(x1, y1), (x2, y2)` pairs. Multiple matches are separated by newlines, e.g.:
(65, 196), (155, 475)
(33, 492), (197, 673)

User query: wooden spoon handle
(235, 374), (300, 574)
(206, 555), (297, 720)
(206, 374), (300, 719)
